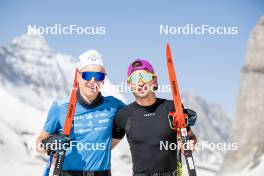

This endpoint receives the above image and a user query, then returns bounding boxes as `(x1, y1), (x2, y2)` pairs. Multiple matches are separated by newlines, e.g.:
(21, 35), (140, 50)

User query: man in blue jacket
(36, 50), (125, 176)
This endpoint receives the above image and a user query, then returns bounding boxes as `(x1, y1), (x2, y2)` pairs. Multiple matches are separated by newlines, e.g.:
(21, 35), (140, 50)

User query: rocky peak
(219, 16), (264, 175)
(243, 16), (264, 74)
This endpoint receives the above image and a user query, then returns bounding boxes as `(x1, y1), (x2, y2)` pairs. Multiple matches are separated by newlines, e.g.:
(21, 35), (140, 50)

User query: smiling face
(77, 65), (106, 99)
(128, 70), (157, 99)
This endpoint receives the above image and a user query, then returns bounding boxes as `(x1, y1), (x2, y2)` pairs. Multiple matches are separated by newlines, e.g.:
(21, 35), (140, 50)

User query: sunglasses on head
(80, 71), (106, 81)
(128, 71), (156, 84)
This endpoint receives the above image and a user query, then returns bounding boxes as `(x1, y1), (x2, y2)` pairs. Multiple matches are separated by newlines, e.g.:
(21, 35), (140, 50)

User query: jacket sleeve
(112, 109), (126, 139)
(43, 101), (60, 134)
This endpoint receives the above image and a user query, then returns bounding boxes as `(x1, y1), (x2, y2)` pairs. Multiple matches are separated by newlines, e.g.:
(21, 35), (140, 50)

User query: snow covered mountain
(0, 33), (231, 176)
(182, 92), (232, 173)
(183, 92), (231, 143)
(0, 34), (126, 111)
(0, 34), (74, 110)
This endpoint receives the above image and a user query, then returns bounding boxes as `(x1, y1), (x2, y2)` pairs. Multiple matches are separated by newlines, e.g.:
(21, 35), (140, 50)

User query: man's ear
(77, 72), (82, 84)
(127, 80), (132, 88)
(153, 76), (158, 85)
(154, 76), (157, 81)
(127, 81), (133, 91)
(97, 80), (104, 89)
(153, 76), (158, 91)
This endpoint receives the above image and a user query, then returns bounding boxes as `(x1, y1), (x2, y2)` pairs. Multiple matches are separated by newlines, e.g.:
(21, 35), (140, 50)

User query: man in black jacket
(112, 59), (197, 176)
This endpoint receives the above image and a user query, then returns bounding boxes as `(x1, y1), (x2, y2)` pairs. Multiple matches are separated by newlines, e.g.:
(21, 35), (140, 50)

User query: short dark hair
(132, 61), (142, 68)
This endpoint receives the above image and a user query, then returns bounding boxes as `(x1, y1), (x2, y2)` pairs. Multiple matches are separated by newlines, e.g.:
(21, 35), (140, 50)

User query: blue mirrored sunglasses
(80, 71), (106, 81)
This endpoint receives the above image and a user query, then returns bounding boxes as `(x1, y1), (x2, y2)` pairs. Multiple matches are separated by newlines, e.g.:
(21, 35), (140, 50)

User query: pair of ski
(43, 69), (78, 176)
(166, 44), (197, 176)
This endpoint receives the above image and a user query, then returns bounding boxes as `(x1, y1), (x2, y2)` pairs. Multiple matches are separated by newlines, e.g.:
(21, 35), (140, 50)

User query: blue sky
(1, 0), (264, 115)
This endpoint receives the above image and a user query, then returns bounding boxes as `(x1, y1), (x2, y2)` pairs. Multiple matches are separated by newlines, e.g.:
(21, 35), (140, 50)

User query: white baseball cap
(78, 49), (104, 71)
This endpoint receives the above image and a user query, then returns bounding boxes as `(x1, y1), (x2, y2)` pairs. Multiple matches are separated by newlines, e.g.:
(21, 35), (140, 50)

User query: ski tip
(166, 43), (170, 49)
(166, 43), (171, 54)
(166, 43), (171, 58)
